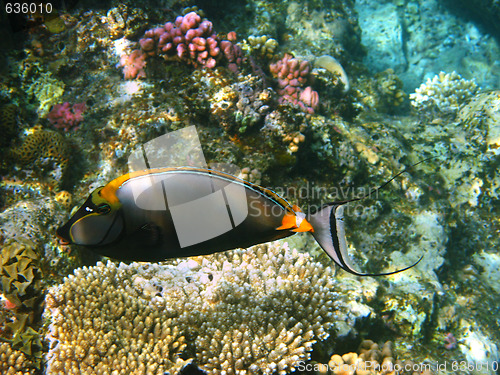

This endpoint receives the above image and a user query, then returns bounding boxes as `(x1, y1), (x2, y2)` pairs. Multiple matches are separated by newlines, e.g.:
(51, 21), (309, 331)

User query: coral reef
(357, 0), (500, 90)
(283, 1), (363, 59)
(45, 241), (360, 375)
(119, 49), (147, 80)
(0, 1), (498, 374)
(269, 54), (319, 114)
(444, 0), (500, 42)
(0, 341), (37, 375)
(0, 197), (67, 249)
(121, 11), (242, 78)
(0, 239), (43, 369)
(0, 104), (19, 149)
(456, 90), (500, 156)
(238, 167), (262, 185)
(47, 102), (87, 131)
(355, 69), (406, 114)
(314, 55), (350, 93)
(9, 126), (69, 186)
(25, 72), (65, 116)
(324, 340), (402, 375)
(409, 71), (479, 114)
(243, 35), (279, 60)
(211, 77), (273, 134)
(0, 239), (40, 310)
(54, 191), (72, 208)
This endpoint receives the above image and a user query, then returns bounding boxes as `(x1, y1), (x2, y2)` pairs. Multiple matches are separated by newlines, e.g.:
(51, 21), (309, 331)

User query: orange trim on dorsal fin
(292, 204), (302, 212)
(292, 218), (314, 233)
(276, 212), (297, 230)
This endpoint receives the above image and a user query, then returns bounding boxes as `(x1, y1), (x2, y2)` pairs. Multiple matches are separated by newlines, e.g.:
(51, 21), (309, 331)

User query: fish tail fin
(308, 157), (434, 276)
(308, 203), (423, 276)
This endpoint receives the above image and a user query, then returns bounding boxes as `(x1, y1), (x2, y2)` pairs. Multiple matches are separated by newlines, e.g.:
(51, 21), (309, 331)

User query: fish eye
(96, 203), (111, 214)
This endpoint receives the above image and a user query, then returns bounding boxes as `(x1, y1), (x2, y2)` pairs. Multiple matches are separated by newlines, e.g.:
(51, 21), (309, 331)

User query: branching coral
(0, 341), (37, 375)
(120, 11), (242, 78)
(409, 71), (478, 114)
(243, 35), (279, 60)
(45, 241), (355, 375)
(269, 54), (319, 114)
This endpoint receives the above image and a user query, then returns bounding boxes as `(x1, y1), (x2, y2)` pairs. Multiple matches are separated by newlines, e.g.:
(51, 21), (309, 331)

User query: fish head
(56, 187), (124, 246)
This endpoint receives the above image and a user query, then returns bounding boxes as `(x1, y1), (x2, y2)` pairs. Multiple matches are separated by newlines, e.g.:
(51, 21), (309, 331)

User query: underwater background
(0, 0), (499, 374)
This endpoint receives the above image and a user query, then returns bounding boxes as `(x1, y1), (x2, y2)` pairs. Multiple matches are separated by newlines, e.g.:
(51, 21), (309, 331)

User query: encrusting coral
(46, 102), (87, 132)
(0, 103), (19, 149)
(9, 126), (69, 186)
(44, 241), (353, 375)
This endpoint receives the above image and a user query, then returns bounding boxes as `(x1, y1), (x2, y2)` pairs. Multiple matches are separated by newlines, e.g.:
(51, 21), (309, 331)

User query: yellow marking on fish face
(69, 213), (101, 242)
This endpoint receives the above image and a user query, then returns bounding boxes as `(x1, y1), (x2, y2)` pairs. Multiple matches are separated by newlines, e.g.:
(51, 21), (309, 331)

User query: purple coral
(269, 53), (319, 114)
(120, 11), (242, 79)
(47, 102), (86, 131)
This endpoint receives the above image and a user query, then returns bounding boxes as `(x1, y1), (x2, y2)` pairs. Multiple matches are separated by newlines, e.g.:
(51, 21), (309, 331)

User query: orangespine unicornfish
(56, 162), (426, 276)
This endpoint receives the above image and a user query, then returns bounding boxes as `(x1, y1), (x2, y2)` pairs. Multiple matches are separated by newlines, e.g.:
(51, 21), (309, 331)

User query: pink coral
(220, 32), (243, 73)
(121, 11), (241, 79)
(119, 49), (147, 80)
(47, 102), (87, 131)
(269, 54), (319, 114)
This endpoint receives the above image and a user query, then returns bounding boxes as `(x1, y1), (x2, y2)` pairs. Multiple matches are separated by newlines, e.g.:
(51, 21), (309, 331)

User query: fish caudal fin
(307, 158), (433, 276)
(308, 203), (422, 277)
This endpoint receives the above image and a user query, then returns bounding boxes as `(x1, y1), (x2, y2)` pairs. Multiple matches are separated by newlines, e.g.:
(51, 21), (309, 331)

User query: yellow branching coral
(45, 241), (355, 375)
(243, 35), (279, 59)
(0, 341), (37, 375)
